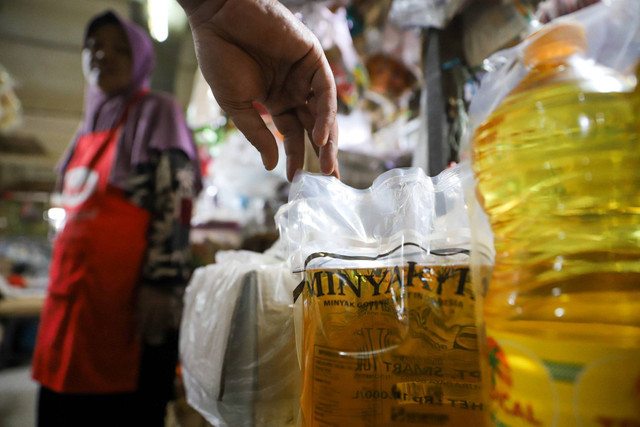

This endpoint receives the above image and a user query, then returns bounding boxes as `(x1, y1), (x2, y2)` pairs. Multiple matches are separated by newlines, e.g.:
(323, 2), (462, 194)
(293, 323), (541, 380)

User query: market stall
(179, 1), (640, 426)
(1, 0), (638, 425)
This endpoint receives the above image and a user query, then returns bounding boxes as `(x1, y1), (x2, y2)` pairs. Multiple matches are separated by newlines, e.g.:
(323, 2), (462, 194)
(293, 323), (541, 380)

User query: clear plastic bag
(460, 0), (640, 157)
(180, 250), (301, 427)
(276, 166), (484, 426)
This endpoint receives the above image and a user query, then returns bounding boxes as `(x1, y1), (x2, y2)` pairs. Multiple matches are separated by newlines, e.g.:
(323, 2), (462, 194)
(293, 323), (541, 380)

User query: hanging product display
(292, 2), (369, 113)
(464, 1), (640, 425)
(277, 166), (487, 426)
(387, 0), (469, 29)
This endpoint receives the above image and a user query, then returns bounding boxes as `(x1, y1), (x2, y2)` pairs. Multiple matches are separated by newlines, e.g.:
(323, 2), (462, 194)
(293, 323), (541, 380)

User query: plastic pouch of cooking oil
(276, 166), (486, 426)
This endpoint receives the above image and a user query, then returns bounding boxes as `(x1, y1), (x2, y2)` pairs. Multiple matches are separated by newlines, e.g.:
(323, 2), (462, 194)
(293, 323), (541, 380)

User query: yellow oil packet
(277, 167), (484, 426)
(299, 263), (481, 426)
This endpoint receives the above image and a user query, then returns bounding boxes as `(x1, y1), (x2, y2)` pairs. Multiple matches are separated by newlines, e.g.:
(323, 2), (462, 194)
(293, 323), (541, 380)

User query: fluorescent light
(46, 207), (66, 231)
(47, 207), (65, 222)
(148, 0), (169, 42)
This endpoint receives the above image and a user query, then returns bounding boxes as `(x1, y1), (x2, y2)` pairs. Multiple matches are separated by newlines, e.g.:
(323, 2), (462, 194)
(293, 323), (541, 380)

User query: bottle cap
(524, 21), (587, 67)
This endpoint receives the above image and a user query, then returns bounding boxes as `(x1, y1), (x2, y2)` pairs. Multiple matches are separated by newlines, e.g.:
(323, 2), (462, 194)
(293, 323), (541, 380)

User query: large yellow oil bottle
(472, 22), (640, 426)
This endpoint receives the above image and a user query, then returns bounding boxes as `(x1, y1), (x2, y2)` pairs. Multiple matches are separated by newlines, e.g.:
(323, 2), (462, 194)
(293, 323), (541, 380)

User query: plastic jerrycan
(471, 22), (640, 427)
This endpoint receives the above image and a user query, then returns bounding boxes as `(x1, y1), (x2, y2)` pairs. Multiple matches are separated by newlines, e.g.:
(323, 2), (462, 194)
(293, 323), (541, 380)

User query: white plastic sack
(180, 250), (301, 427)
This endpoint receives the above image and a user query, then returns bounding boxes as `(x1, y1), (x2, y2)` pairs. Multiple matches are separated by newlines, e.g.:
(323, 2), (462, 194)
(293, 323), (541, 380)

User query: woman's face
(82, 23), (132, 94)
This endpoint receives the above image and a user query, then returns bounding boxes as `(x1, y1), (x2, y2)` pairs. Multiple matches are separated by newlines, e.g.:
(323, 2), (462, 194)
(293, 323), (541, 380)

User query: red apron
(32, 93), (150, 393)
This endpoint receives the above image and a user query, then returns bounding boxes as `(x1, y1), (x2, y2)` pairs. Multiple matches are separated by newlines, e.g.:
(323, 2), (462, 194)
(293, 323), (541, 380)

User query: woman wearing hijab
(31, 11), (201, 426)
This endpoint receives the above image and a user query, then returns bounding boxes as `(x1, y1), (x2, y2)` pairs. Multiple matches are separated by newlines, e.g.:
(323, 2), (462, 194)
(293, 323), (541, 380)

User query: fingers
(296, 104), (316, 142)
(309, 57), (338, 149)
(319, 119), (339, 178)
(274, 106), (339, 181)
(302, 103), (338, 178)
(272, 112), (305, 181)
(225, 103), (279, 170)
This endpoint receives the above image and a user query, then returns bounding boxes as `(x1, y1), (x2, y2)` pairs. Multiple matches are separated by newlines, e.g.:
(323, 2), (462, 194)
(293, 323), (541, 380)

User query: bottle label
(486, 328), (640, 427)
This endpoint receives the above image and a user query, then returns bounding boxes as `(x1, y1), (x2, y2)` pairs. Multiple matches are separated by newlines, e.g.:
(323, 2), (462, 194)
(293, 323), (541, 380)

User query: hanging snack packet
(276, 166), (484, 427)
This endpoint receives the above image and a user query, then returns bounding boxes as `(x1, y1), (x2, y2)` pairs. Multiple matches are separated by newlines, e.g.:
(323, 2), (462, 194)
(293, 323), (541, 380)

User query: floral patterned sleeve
(126, 149), (197, 288)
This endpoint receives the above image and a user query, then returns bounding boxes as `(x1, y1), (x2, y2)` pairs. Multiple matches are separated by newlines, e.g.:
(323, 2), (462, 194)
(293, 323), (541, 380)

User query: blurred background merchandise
(0, 0), (558, 271)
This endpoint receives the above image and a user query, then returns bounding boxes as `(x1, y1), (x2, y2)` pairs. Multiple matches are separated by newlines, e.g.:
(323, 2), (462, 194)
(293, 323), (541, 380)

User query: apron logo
(63, 167), (99, 207)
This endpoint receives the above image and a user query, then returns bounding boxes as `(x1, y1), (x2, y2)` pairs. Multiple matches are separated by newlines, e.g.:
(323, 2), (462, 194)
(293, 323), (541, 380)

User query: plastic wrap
(276, 166), (485, 426)
(180, 250), (301, 427)
(458, 0), (640, 269)
(460, 0), (640, 157)
(190, 129), (289, 232)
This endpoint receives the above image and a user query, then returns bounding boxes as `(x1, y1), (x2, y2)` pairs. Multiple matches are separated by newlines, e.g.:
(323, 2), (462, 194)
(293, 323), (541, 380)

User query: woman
(31, 11), (201, 426)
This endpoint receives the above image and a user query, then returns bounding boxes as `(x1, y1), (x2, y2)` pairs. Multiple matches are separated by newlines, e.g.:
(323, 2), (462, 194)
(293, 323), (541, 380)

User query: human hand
(179, 0), (339, 181)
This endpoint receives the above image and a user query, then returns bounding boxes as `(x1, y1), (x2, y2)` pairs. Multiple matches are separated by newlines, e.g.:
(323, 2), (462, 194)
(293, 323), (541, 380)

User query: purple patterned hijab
(59, 10), (201, 192)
